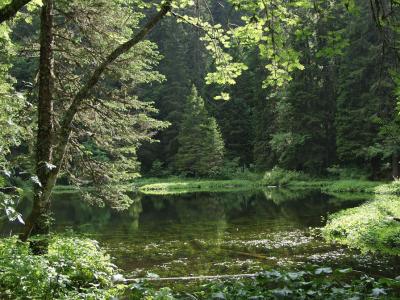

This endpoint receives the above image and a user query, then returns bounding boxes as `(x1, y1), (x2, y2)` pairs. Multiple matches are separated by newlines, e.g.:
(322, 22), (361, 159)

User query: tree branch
(0, 0), (32, 23)
(53, 1), (173, 168)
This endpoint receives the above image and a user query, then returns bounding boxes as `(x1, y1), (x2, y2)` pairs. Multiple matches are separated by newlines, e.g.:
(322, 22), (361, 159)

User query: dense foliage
(137, 0), (400, 181)
(174, 86), (224, 177)
(1, 0), (400, 298)
(0, 236), (124, 299)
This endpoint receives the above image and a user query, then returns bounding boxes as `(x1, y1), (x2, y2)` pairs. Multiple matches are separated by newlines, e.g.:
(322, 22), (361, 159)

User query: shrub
(262, 167), (308, 186)
(0, 236), (125, 299)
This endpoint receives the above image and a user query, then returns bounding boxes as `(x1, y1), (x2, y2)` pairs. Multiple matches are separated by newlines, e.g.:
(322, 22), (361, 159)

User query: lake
(2, 188), (399, 279)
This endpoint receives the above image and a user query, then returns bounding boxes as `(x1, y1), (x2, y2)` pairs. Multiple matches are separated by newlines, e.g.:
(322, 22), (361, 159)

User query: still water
(2, 188), (399, 278)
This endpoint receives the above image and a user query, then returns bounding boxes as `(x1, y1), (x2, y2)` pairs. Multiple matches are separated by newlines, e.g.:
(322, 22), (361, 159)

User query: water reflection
(2, 188), (395, 278)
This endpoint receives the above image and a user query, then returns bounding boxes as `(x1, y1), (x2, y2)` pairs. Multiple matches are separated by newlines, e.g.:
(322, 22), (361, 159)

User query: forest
(1, 0), (400, 299)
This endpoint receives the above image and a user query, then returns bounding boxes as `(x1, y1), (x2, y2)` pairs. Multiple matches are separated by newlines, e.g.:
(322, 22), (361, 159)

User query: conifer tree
(174, 86), (224, 177)
(335, 1), (396, 178)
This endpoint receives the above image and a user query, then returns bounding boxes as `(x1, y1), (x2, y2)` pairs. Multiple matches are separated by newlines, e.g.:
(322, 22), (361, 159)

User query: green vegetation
(139, 179), (261, 195)
(137, 170), (400, 196)
(0, 236), (125, 299)
(130, 268), (400, 299)
(323, 195), (400, 255)
(320, 180), (384, 193)
(289, 179), (400, 195)
(3, 233), (400, 299)
(262, 168), (309, 187)
(2, 0), (400, 298)
(174, 86), (225, 177)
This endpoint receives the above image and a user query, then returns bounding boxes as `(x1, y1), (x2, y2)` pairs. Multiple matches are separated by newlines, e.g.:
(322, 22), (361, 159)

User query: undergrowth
(0, 235), (125, 299)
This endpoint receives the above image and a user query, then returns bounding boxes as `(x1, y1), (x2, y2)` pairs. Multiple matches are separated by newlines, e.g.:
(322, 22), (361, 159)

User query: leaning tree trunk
(20, 0), (55, 253)
(20, 0), (173, 252)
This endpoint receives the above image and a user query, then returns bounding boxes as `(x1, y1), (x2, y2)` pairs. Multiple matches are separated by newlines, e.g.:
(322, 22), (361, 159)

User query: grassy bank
(137, 178), (262, 195)
(261, 167), (400, 194)
(136, 175), (400, 196)
(289, 179), (400, 195)
(323, 195), (400, 255)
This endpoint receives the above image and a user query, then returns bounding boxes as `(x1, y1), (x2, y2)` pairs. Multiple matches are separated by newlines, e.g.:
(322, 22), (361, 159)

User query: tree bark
(0, 0), (32, 23)
(20, 1), (173, 247)
(20, 0), (54, 251)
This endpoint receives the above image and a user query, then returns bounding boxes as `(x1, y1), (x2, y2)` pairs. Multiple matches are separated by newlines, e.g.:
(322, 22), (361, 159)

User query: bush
(0, 236), (125, 299)
(262, 167), (308, 186)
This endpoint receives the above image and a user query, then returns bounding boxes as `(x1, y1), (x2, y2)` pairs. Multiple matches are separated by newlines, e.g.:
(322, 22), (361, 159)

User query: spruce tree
(174, 86), (224, 177)
(335, 1), (396, 178)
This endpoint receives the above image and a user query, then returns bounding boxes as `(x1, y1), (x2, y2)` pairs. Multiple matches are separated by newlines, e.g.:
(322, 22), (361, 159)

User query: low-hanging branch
(54, 0), (174, 164)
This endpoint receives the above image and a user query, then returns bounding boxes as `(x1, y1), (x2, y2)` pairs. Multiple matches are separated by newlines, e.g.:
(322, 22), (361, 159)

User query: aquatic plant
(129, 267), (400, 299)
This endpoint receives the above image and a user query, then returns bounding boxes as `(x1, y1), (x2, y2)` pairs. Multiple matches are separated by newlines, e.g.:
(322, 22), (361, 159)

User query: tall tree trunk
(20, 0), (54, 252)
(20, 0), (173, 249)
